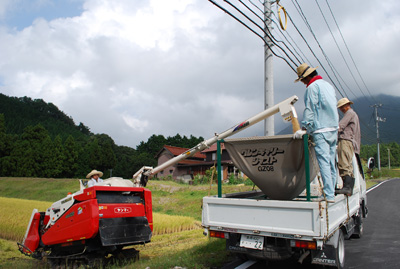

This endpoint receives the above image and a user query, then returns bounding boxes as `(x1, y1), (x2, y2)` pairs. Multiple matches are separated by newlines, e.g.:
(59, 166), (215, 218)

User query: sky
(0, 0), (399, 148)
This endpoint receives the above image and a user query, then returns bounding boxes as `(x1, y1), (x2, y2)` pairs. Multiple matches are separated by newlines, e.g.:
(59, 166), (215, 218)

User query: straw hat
(294, 63), (318, 83)
(86, 169), (103, 179)
(337, 98), (353, 108)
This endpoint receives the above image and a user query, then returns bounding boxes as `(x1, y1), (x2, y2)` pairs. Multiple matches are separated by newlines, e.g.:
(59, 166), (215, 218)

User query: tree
(136, 134), (167, 157)
(63, 135), (79, 178)
(94, 134), (117, 177)
(50, 135), (64, 178)
(0, 114), (7, 157)
(113, 145), (137, 178)
(11, 124), (52, 177)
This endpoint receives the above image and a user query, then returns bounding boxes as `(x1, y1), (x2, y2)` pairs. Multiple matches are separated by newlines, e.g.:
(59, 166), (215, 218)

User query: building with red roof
(155, 144), (236, 182)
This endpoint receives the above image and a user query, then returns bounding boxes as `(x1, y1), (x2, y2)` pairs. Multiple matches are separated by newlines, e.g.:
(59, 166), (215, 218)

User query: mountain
(352, 94), (400, 145)
(0, 93), (204, 178)
(0, 93), (91, 143)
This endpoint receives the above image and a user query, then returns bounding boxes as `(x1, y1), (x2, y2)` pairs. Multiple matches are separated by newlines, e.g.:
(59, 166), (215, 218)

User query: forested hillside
(0, 94), (203, 178)
(351, 94), (400, 145)
(0, 93), (398, 179)
(0, 94), (91, 141)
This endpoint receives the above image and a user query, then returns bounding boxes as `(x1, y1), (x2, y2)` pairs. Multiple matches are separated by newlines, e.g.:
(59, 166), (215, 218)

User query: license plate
(240, 234), (264, 250)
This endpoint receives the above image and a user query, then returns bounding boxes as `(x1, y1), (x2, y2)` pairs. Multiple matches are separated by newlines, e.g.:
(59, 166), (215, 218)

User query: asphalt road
(223, 178), (400, 269)
(345, 178), (400, 269)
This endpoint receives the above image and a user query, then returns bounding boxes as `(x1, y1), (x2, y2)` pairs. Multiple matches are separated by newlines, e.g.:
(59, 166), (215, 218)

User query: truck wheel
(335, 230), (345, 269)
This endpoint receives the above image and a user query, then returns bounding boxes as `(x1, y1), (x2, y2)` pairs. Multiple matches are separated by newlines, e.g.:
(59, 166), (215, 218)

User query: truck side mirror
(367, 157), (375, 169)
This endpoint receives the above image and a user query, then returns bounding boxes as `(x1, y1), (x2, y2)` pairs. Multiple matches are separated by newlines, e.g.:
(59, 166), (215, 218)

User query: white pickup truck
(202, 135), (368, 268)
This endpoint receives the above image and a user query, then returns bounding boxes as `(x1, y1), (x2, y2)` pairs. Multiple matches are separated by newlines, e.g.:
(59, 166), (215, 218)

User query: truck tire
(335, 229), (345, 269)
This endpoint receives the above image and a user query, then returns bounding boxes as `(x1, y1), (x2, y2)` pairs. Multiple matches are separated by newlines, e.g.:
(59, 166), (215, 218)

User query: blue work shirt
(301, 77), (339, 133)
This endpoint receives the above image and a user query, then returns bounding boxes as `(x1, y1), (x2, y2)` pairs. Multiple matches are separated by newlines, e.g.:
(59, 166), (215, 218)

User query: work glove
(293, 129), (307, 139)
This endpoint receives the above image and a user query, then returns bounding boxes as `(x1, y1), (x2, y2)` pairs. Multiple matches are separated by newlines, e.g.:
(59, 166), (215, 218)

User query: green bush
(193, 174), (210, 185)
(226, 174), (254, 185)
(192, 168), (217, 185)
(155, 175), (174, 181)
(244, 178), (255, 186)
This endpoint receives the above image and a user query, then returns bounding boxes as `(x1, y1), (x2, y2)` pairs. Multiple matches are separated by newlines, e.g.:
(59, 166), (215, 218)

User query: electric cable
(284, 6), (344, 97)
(291, 0), (346, 98)
(237, 0), (302, 64)
(224, 0), (299, 67)
(246, 0), (307, 64)
(208, 0), (297, 71)
(324, 0), (377, 103)
(271, 11), (311, 64)
(315, 0), (373, 104)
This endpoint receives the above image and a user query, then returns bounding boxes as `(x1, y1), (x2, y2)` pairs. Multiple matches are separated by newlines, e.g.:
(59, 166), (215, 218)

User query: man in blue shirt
(293, 63), (339, 202)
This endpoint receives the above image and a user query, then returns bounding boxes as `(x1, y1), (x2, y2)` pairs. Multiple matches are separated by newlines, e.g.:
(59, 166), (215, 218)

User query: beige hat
(86, 169), (103, 179)
(294, 63), (318, 83)
(337, 98), (353, 108)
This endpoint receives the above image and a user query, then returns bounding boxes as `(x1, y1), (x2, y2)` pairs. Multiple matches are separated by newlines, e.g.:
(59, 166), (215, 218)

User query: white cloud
(0, 0), (399, 147)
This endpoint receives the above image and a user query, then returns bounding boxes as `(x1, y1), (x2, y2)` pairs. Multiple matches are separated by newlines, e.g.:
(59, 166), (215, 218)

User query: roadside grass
(0, 177), (78, 202)
(364, 167), (400, 189)
(367, 167), (400, 180)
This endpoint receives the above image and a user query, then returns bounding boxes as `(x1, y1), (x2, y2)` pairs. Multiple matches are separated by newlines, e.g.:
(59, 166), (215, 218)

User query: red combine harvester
(18, 96), (300, 267)
(18, 178), (152, 266)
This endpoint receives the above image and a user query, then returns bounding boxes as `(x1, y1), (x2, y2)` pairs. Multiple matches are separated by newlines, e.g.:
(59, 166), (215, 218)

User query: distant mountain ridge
(0, 93), (398, 147)
(351, 94), (400, 144)
(0, 93), (205, 178)
(0, 93), (91, 142)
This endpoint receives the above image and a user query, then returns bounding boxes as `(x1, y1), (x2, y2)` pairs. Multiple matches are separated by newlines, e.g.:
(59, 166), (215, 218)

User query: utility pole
(264, 0), (274, 136)
(371, 104), (385, 171)
(388, 148), (391, 170)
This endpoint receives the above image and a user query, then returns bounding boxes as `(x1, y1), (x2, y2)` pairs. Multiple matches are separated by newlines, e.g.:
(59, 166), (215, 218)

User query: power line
(291, 0), (347, 98)
(314, 0), (368, 102)
(282, 2), (345, 97)
(224, 0), (299, 67)
(238, 0), (302, 64)
(324, 0), (376, 104)
(208, 0), (297, 71)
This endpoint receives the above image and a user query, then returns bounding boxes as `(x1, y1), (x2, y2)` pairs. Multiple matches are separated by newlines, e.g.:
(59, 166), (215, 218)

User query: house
(201, 143), (236, 180)
(155, 145), (208, 180)
(155, 144), (236, 181)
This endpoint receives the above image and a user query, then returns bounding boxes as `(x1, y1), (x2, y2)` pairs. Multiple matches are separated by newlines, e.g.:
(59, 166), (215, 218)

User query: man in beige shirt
(335, 98), (361, 196)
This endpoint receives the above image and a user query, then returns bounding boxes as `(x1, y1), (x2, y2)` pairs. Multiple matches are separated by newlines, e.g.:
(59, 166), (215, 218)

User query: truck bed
(202, 190), (363, 241)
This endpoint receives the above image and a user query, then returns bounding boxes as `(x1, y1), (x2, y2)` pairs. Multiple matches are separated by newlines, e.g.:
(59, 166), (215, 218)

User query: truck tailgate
(202, 193), (361, 240)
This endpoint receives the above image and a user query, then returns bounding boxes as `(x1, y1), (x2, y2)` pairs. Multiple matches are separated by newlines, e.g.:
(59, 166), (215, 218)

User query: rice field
(0, 197), (51, 242)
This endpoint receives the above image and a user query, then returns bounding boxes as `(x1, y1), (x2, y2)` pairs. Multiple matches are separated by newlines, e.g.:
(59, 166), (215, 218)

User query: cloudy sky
(0, 0), (399, 148)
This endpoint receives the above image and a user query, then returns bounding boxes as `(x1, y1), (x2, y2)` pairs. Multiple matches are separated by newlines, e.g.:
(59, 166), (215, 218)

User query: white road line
(235, 260), (258, 269)
(367, 178), (399, 193)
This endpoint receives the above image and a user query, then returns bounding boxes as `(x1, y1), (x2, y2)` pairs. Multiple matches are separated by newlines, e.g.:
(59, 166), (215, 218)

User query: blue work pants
(312, 131), (338, 200)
